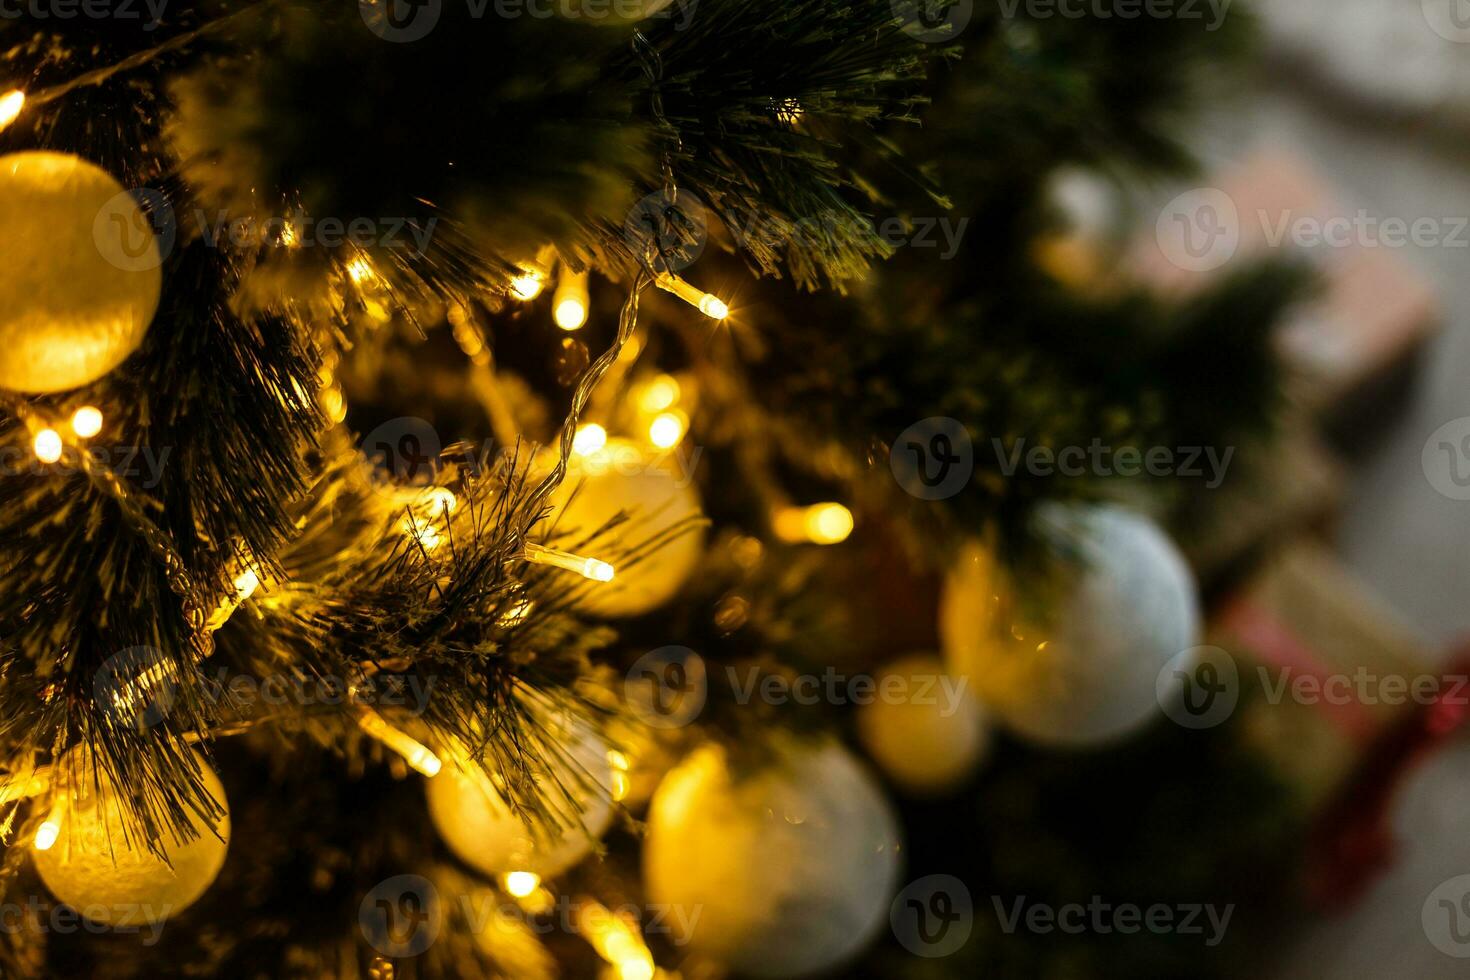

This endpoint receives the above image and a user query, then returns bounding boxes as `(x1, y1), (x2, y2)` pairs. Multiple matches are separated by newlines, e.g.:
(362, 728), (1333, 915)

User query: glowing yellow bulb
(609, 750), (631, 802)
(503, 871), (541, 898)
(404, 518), (443, 551)
(357, 710), (442, 777)
(33, 429), (62, 464)
(654, 271), (729, 320)
(0, 90), (24, 133)
(522, 542), (616, 582)
(498, 598), (534, 627)
(774, 502), (854, 545)
(69, 406), (103, 439)
(639, 375), (681, 413)
(699, 295), (730, 320)
(648, 411), (686, 450)
(554, 298), (588, 331)
(233, 568), (261, 600)
(572, 423), (608, 456)
(33, 818), (59, 851)
(510, 272), (545, 301)
(346, 256), (376, 284)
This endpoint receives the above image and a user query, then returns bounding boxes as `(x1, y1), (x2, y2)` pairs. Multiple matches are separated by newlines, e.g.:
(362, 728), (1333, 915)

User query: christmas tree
(0, 3), (1314, 977)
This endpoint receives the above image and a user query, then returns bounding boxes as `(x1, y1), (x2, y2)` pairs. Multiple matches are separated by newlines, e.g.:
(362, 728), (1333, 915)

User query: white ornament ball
(547, 438), (704, 618)
(0, 152), (162, 393)
(34, 747), (230, 925)
(940, 502), (1200, 747)
(427, 720), (615, 880)
(644, 736), (902, 978)
(856, 654), (990, 795)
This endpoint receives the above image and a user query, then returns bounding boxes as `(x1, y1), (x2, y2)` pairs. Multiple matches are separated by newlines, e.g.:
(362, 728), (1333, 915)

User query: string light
(33, 816), (60, 852)
(647, 411), (686, 450)
(608, 750), (630, 803)
(510, 270), (545, 301)
(357, 709), (442, 778)
(346, 256), (376, 284)
(639, 375), (681, 414)
(502, 871), (540, 898)
(69, 406), (103, 439)
(521, 542), (615, 582)
(498, 598), (534, 627)
(553, 269), (590, 331)
(774, 502), (854, 545)
(571, 423), (608, 456)
(232, 568), (261, 601)
(654, 271), (729, 320)
(575, 899), (657, 980)
(32, 429), (62, 464)
(0, 89), (23, 133)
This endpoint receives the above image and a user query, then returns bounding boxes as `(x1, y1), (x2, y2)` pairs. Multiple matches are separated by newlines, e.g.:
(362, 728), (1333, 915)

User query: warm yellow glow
(774, 502), (854, 545)
(503, 871), (541, 898)
(0, 90), (23, 133)
(522, 542), (616, 582)
(357, 711), (442, 777)
(499, 599), (534, 627)
(572, 423), (608, 456)
(346, 256), (376, 284)
(69, 407), (104, 439)
(647, 411), (686, 450)
(807, 503), (855, 544)
(510, 271), (545, 301)
(554, 298), (588, 331)
(421, 486), (458, 517)
(699, 294), (730, 320)
(639, 375), (681, 413)
(33, 429), (62, 464)
(608, 750), (630, 802)
(576, 900), (657, 980)
(233, 568), (261, 600)
(279, 221), (300, 248)
(33, 818), (59, 851)
(404, 517), (443, 551)
(654, 271), (729, 320)
(553, 269), (590, 330)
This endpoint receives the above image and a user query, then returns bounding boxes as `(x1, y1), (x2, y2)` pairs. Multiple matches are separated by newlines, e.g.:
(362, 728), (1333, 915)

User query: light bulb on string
(638, 375), (681, 414)
(357, 708), (442, 777)
(502, 871), (540, 898)
(32, 429), (62, 464)
(654, 271), (728, 320)
(521, 542), (615, 583)
(553, 269), (590, 331)
(510, 270), (545, 301)
(0, 89), (24, 133)
(69, 406), (103, 439)
(647, 411), (686, 450)
(773, 502), (854, 545)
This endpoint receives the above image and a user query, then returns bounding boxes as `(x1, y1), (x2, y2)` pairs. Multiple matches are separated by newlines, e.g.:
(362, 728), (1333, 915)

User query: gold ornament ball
(427, 720), (615, 880)
(940, 502), (1200, 747)
(0, 151), (162, 393)
(34, 747), (230, 925)
(547, 438), (704, 618)
(644, 735), (902, 978)
(856, 654), (990, 795)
